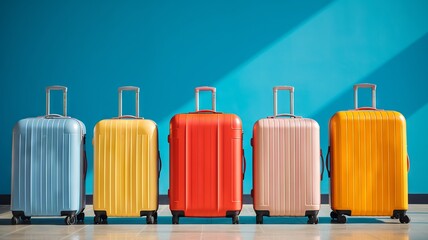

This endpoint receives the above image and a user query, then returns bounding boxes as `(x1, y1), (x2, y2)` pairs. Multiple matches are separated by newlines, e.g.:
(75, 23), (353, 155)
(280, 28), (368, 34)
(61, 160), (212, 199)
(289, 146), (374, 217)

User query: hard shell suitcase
(168, 87), (245, 224)
(327, 83), (410, 224)
(251, 86), (323, 224)
(11, 86), (87, 225)
(93, 86), (161, 224)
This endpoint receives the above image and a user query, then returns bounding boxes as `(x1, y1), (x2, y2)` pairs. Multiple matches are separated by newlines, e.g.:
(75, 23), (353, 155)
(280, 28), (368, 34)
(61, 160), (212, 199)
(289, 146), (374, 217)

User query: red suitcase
(168, 86), (245, 224)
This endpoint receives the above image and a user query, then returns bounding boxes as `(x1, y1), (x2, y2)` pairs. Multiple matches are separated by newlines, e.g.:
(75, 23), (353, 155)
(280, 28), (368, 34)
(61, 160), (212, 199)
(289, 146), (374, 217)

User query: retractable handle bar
(195, 86), (216, 112)
(273, 86), (294, 117)
(118, 86), (140, 118)
(354, 83), (376, 110)
(46, 85), (68, 117)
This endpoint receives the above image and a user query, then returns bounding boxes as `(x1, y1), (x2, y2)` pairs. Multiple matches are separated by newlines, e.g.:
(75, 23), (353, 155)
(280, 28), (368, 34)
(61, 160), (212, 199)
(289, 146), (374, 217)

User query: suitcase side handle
(320, 149), (325, 181)
(326, 146), (331, 178)
(242, 149), (246, 180)
(354, 83), (376, 110)
(195, 86), (216, 112)
(273, 86), (294, 117)
(158, 150), (162, 178)
(83, 147), (87, 179)
(118, 86), (140, 118)
(46, 85), (68, 117)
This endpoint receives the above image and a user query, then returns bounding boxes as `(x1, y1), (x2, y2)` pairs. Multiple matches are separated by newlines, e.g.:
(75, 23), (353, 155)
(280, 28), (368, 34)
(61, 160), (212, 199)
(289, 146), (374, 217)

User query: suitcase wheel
(256, 214), (263, 224)
(392, 210), (410, 223)
(146, 215), (155, 224)
(330, 211), (346, 224)
(337, 215), (347, 224)
(153, 212), (158, 224)
(172, 214), (179, 224)
(232, 215), (239, 224)
(77, 212), (85, 223)
(20, 216), (31, 224)
(399, 215), (410, 224)
(65, 215), (77, 225)
(307, 215), (319, 224)
(11, 216), (19, 225)
(102, 215), (108, 224)
(11, 212), (32, 225)
(94, 216), (101, 224)
(94, 215), (108, 224)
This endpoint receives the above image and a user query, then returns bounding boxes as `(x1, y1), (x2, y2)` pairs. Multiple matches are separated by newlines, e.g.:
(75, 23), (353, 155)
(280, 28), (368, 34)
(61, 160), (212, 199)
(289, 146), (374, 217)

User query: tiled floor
(0, 205), (427, 239)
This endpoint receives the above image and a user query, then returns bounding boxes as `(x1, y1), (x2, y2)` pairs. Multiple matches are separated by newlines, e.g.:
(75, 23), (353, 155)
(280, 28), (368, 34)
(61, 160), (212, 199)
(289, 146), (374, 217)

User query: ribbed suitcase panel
(169, 113), (243, 217)
(93, 119), (158, 217)
(253, 118), (320, 216)
(187, 115), (217, 213)
(330, 110), (408, 216)
(11, 118), (85, 216)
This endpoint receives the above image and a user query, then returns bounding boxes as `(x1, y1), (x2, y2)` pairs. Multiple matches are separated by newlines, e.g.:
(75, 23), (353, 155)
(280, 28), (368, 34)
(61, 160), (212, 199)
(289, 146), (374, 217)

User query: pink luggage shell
(252, 86), (322, 224)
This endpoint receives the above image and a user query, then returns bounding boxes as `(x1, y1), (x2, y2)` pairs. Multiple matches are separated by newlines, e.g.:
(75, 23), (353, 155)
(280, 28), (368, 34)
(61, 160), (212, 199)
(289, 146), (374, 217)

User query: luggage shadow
(153, 216), (352, 225)
(329, 217), (392, 224)
(154, 216), (388, 224)
(0, 216), (394, 225)
(85, 216), (387, 224)
(0, 219), (11, 225)
(0, 217), (74, 225)
(238, 216), (337, 225)
(0, 217), (150, 225)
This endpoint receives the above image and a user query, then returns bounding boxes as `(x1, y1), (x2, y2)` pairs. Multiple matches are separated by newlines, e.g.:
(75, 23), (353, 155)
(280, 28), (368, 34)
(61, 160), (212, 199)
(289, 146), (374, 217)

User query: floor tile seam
(59, 225), (89, 240)
(0, 225), (31, 238)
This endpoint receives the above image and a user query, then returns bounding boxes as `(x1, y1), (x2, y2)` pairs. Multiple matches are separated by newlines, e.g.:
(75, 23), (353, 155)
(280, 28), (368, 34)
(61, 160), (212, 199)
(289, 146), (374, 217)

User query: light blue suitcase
(11, 86), (87, 225)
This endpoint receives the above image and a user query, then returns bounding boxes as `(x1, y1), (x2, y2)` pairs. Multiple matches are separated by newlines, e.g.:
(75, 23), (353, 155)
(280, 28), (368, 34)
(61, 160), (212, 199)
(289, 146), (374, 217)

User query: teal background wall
(1, 0), (428, 195)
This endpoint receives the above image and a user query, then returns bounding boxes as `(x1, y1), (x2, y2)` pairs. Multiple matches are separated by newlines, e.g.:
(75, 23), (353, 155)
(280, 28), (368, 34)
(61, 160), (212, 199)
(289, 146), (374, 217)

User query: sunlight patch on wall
(156, 0), (428, 194)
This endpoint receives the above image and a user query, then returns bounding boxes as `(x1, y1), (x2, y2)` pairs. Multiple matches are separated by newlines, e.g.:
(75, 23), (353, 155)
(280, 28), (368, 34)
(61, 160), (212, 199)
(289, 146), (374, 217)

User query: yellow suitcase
(327, 83), (410, 224)
(93, 86), (160, 224)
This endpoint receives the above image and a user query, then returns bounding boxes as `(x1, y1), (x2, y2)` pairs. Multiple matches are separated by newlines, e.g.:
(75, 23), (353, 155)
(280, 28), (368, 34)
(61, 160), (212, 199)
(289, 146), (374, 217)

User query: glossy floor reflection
(0, 205), (427, 239)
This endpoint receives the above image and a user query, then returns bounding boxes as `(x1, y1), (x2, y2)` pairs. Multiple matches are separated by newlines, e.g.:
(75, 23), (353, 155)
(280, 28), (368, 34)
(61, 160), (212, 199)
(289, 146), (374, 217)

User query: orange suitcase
(168, 87), (245, 224)
(327, 83), (410, 224)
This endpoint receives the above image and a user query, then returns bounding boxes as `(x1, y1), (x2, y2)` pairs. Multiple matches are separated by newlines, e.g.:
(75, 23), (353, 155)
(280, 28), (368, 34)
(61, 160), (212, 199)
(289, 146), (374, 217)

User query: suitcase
(11, 86), (87, 225)
(251, 86), (323, 224)
(93, 86), (161, 224)
(168, 86), (245, 224)
(327, 83), (410, 224)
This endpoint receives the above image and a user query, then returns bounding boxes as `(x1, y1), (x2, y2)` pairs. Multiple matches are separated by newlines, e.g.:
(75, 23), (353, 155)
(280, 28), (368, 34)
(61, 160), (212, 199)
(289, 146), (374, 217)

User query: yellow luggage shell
(93, 119), (159, 217)
(329, 110), (408, 216)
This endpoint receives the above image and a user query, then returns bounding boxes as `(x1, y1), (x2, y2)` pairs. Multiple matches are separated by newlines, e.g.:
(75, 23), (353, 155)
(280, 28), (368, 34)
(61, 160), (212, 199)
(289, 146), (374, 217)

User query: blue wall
(1, 0), (428, 195)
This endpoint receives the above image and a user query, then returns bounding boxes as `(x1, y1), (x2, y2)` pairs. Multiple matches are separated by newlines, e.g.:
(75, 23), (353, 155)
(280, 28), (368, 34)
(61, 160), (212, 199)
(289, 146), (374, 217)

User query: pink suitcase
(251, 86), (323, 224)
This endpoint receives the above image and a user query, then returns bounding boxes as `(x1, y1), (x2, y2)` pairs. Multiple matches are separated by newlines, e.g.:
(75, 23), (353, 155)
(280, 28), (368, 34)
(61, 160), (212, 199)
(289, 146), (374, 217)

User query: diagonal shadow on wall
(138, 0), (334, 121)
(0, 0), (334, 194)
(312, 32), (428, 147)
(0, 0), (334, 122)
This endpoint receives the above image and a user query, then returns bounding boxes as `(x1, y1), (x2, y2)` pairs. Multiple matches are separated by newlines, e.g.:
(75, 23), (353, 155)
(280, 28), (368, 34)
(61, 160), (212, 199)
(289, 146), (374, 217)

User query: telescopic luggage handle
(118, 86), (140, 118)
(273, 86), (296, 118)
(46, 85), (68, 117)
(354, 83), (376, 110)
(195, 86), (216, 112)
